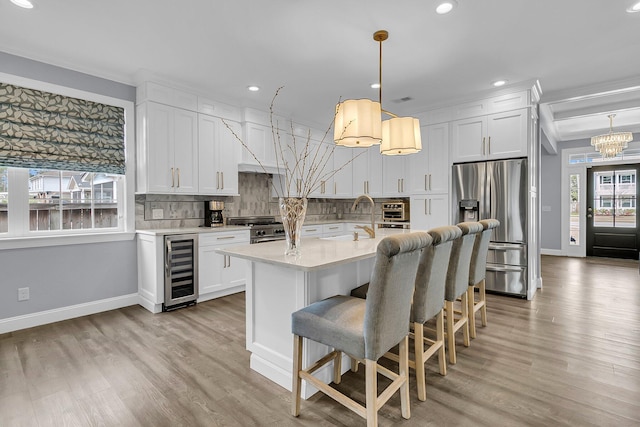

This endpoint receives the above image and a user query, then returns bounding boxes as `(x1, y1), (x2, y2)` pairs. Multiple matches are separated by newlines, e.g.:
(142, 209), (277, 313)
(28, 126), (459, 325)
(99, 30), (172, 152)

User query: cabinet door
(451, 116), (486, 163)
(486, 109), (529, 160)
(410, 123), (449, 194)
(382, 155), (408, 196)
(243, 123), (276, 168)
(198, 245), (225, 295)
(216, 119), (240, 195)
(367, 149), (384, 197)
(146, 102), (174, 193)
(332, 146), (353, 197)
(410, 194), (449, 231)
(198, 114), (219, 194)
(221, 254), (246, 290)
(351, 148), (369, 196)
(172, 108), (198, 193)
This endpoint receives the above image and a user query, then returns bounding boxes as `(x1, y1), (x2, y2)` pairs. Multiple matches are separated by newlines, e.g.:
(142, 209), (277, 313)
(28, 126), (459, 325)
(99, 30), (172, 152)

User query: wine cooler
(164, 234), (199, 311)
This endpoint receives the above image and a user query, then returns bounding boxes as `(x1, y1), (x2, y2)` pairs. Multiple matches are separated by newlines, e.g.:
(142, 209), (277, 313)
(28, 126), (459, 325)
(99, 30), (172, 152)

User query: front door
(586, 164), (639, 259)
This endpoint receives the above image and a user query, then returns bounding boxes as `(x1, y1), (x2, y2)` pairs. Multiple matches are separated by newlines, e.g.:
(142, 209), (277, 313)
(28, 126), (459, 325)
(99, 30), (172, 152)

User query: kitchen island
(217, 228), (411, 398)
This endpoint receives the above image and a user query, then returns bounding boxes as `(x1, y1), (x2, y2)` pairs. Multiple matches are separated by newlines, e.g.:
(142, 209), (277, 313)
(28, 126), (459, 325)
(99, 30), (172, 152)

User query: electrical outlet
(18, 287), (29, 301)
(152, 208), (164, 219)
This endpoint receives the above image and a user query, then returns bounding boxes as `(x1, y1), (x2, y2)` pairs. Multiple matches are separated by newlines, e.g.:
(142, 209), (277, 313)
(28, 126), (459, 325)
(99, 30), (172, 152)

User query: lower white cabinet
(322, 223), (345, 237)
(410, 195), (450, 231)
(199, 231), (250, 301)
(300, 224), (323, 237)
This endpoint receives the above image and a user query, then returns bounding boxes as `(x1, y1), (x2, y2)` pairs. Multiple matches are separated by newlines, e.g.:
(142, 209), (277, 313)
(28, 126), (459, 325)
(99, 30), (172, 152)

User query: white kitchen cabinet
(451, 108), (529, 163)
(198, 115), (240, 195)
(410, 194), (450, 231)
(331, 146), (354, 198)
(198, 231), (250, 300)
(322, 223), (345, 237)
(300, 224), (323, 237)
(409, 123), (450, 194)
(136, 101), (198, 194)
(352, 147), (383, 197)
(241, 122), (278, 169)
(382, 155), (409, 197)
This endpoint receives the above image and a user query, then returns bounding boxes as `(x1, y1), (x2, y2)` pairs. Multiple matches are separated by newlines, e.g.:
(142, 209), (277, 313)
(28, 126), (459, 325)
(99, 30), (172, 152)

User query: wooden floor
(1, 255), (639, 426)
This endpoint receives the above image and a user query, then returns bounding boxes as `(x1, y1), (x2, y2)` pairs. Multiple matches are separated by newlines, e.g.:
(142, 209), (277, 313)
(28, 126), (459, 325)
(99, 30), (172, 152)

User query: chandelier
(334, 30), (421, 155)
(590, 114), (633, 158)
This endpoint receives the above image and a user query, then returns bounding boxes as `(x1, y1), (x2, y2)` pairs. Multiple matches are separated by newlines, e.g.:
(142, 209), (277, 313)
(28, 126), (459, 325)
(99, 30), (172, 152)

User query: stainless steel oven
(382, 201), (410, 222)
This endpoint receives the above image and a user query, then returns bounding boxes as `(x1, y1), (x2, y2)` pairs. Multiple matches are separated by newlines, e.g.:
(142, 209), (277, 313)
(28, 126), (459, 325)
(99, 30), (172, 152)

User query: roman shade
(0, 82), (125, 174)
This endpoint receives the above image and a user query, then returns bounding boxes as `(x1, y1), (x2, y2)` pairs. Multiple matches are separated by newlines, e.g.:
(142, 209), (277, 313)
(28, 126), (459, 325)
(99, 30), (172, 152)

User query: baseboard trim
(0, 293), (139, 334)
(541, 249), (564, 256)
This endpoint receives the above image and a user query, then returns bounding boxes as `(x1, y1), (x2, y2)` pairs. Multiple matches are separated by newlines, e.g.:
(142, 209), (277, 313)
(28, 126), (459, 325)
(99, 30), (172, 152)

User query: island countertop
(216, 228), (414, 272)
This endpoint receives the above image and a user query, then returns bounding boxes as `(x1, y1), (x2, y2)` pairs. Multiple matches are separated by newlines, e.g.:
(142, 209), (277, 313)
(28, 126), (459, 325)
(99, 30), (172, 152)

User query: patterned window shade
(0, 82), (125, 174)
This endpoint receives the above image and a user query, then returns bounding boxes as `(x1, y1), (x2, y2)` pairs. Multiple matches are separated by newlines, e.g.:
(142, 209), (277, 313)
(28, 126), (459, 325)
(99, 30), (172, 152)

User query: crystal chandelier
(590, 114), (633, 158)
(334, 30), (421, 155)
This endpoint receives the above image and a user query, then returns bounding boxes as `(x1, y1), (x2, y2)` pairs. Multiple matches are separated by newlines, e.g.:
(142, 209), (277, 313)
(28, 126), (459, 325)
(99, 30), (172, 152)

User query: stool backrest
(364, 232), (432, 360)
(469, 219), (501, 286)
(412, 225), (462, 324)
(445, 222), (484, 301)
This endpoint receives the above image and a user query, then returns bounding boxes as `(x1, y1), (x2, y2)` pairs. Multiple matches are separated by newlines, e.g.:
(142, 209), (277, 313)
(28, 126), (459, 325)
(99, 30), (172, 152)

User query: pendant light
(334, 30), (421, 155)
(590, 114), (633, 158)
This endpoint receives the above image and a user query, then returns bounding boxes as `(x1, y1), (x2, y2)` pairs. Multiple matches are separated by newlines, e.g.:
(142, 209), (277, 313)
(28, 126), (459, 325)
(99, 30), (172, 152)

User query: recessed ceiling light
(370, 83), (381, 89)
(247, 85), (260, 92)
(627, 1), (640, 12)
(492, 80), (507, 87)
(436, 1), (457, 15)
(10, 0), (34, 8)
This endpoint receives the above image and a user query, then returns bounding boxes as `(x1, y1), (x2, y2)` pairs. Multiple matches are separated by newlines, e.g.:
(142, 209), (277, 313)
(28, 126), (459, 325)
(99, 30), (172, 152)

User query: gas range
(226, 216), (286, 244)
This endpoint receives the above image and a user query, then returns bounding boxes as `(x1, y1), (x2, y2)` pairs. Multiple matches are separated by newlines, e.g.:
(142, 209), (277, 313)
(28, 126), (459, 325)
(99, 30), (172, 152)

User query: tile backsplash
(135, 172), (392, 229)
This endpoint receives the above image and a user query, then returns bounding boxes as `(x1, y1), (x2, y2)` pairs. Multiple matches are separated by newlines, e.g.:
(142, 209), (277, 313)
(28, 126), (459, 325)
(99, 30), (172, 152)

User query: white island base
(218, 229), (409, 399)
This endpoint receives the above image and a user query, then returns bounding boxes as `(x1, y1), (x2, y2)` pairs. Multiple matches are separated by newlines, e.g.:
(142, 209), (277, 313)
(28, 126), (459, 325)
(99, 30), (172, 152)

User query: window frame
(0, 72), (135, 249)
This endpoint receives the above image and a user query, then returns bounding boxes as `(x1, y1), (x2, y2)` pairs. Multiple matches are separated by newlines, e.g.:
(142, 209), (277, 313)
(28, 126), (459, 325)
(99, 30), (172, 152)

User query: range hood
(238, 163), (282, 175)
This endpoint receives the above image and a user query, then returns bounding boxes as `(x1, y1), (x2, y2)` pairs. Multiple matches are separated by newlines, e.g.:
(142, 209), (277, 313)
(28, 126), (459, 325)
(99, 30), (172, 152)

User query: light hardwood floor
(1, 256), (639, 426)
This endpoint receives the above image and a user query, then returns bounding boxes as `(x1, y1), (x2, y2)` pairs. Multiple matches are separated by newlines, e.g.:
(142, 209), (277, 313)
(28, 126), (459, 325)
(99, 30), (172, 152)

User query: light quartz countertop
(217, 228), (415, 272)
(136, 226), (249, 236)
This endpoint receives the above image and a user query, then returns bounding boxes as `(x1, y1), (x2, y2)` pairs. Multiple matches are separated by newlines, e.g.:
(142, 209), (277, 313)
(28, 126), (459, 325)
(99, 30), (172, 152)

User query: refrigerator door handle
(486, 265), (524, 273)
(489, 243), (523, 251)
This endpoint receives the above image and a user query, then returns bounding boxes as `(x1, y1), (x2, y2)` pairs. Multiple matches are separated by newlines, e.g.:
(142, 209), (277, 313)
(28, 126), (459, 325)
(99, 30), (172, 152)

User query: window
(599, 175), (613, 184)
(1, 167), (124, 237)
(618, 173), (635, 184)
(569, 173), (579, 245)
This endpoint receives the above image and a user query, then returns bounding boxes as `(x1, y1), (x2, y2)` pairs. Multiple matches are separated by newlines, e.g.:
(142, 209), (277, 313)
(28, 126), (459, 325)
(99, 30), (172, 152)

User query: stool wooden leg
(350, 357), (359, 372)
(292, 334), (303, 416)
(468, 285), (477, 339)
(414, 322), (427, 401)
(461, 292), (470, 347)
(399, 335), (410, 419)
(333, 351), (342, 384)
(480, 278), (487, 326)
(365, 359), (378, 427)
(436, 309), (446, 376)
(445, 300), (456, 364)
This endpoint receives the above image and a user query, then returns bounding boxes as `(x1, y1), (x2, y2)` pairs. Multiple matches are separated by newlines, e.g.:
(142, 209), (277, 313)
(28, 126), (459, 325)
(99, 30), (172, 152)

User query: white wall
(0, 52), (138, 330)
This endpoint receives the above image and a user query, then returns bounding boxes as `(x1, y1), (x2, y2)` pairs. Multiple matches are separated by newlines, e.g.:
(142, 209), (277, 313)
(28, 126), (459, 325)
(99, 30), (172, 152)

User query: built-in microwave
(381, 201), (409, 222)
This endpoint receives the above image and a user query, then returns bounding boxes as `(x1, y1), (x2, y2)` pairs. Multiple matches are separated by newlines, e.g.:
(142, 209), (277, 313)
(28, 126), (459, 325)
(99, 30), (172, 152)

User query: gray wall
(0, 52), (138, 321)
(539, 133), (639, 251)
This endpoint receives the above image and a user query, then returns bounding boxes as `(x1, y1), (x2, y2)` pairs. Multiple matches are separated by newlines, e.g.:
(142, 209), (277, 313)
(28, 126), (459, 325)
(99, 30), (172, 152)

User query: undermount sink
(320, 233), (372, 241)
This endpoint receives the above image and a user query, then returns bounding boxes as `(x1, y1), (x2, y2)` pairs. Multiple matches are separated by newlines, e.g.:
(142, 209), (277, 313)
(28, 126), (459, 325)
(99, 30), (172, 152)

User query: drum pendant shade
(381, 117), (422, 155)
(334, 99), (382, 147)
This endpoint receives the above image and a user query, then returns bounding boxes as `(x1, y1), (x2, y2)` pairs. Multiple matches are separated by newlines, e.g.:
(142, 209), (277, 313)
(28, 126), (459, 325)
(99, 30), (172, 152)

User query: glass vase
(279, 197), (308, 256)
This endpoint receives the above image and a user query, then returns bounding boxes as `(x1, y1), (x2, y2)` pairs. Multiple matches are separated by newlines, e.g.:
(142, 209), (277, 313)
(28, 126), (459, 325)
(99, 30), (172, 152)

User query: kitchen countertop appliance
(452, 158), (528, 298)
(227, 216), (286, 244)
(204, 201), (225, 227)
(382, 201), (409, 222)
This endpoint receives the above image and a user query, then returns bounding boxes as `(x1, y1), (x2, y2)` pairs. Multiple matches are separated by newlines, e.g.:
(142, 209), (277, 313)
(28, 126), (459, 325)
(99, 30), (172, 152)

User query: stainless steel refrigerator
(452, 158), (528, 297)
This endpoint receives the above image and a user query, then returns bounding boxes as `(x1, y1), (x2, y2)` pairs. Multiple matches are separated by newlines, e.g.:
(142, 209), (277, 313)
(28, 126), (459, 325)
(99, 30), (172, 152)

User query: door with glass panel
(586, 164), (639, 259)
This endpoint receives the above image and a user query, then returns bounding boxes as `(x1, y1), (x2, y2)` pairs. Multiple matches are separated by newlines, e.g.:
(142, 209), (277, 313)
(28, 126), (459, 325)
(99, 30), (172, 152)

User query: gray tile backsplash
(135, 172), (391, 229)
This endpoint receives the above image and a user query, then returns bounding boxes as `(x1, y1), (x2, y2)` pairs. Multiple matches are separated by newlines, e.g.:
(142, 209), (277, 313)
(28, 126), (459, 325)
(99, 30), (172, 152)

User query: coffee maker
(204, 201), (225, 227)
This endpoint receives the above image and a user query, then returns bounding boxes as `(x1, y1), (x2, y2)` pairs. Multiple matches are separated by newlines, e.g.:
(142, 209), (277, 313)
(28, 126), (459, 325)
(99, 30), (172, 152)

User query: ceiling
(1, 0), (640, 150)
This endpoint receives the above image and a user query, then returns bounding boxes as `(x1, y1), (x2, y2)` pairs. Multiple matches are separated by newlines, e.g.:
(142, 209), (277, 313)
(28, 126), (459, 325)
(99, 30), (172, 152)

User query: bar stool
(410, 225), (461, 401)
(468, 219), (500, 338)
(445, 221), (484, 365)
(291, 232), (432, 427)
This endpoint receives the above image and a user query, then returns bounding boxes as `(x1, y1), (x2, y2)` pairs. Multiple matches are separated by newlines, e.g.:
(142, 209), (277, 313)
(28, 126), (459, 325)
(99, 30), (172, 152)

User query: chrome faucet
(351, 194), (376, 238)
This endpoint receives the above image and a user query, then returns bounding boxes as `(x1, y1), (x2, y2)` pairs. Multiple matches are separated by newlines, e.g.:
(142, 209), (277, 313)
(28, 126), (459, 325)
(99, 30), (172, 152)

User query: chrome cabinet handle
(482, 137), (486, 155)
(221, 172), (224, 189)
(424, 199), (428, 215)
(429, 199), (432, 215)
(425, 174), (428, 191)
(171, 168), (175, 187)
(488, 136), (491, 154)
(217, 236), (235, 240)
(216, 172), (220, 189)
(429, 174), (432, 191)
(177, 168), (180, 188)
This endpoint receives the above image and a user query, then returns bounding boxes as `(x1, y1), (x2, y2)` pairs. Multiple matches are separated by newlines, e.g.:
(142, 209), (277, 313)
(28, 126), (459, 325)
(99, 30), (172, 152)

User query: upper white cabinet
(352, 148), (383, 197)
(409, 123), (449, 194)
(198, 115), (240, 195)
(382, 155), (409, 197)
(451, 108), (529, 163)
(331, 146), (354, 198)
(136, 101), (198, 194)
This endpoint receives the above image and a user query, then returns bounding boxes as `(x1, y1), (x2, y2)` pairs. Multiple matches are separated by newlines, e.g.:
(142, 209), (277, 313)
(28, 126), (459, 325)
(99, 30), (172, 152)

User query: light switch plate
(152, 208), (164, 219)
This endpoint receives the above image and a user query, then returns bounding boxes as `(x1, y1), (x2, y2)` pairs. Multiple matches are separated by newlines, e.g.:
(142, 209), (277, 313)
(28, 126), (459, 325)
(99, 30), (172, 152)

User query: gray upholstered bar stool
(410, 225), (461, 401)
(467, 219), (500, 339)
(445, 221), (484, 365)
(291, 232), (432, 427)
